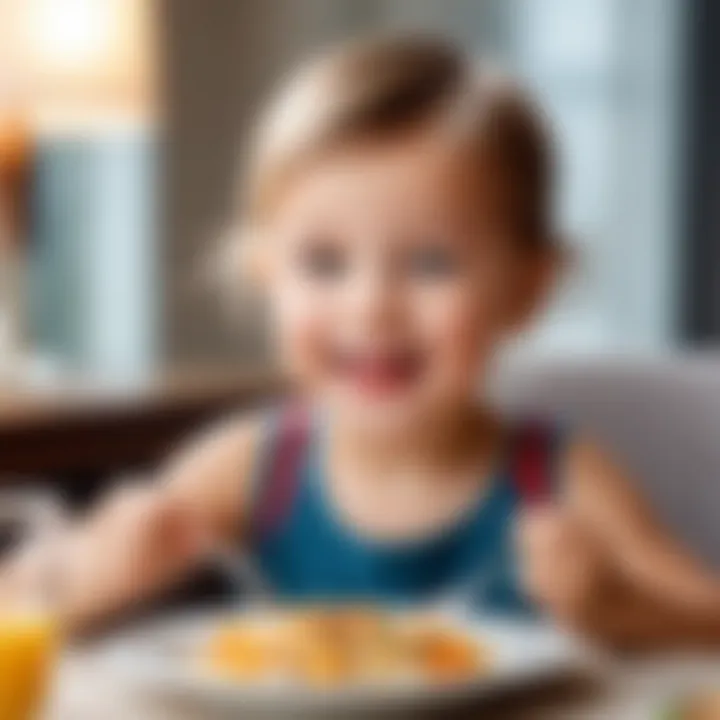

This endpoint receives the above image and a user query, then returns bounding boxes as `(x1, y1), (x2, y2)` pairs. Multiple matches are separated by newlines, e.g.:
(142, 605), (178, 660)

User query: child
(4, 36), (720, 649)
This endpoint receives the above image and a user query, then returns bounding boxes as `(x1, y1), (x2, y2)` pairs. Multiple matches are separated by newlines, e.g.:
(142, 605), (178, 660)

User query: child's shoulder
(162, 410), (270, 539)
(167, 410), (268, 479)
(560, 433), (633, 502)
(506, 417), (642, 537)
(543, 426), (641, 523)
(505, 415), (632, 507)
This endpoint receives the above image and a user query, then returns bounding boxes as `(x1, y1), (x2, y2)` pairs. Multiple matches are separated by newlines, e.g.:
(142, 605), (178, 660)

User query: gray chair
(495, 355), (720, 568)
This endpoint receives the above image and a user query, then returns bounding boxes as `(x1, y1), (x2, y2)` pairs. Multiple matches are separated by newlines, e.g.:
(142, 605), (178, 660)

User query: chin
(329, 389), (438, 434)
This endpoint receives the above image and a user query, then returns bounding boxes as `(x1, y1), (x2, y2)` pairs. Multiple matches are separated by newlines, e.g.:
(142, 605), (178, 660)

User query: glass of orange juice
(0, 491), (64, 720)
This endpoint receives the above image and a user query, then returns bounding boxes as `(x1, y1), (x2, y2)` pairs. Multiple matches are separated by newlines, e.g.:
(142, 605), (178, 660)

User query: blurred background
(1, 0), (719, 510)
(0, 0), (703, 379)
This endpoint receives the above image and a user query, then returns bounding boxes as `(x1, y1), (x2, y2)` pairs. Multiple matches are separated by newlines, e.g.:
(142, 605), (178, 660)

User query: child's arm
(521, 438), (720, 650)
(0, 417), (262, 634)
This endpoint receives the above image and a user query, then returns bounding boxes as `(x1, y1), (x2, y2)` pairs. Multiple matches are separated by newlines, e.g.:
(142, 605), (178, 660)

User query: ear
(239, 230), (274, 286)
(218, 228), (273, 288)
(205, 227), (274, 322)
(505, 245), (564, 334)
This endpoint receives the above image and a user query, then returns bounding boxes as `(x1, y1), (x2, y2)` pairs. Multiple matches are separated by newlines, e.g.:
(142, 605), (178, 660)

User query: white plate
(95, 607), (592, 716)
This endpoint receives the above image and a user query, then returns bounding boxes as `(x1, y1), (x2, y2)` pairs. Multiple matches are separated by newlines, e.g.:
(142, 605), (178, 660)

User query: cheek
(414, 285), (507, 375)
(270, 281), (329, 373)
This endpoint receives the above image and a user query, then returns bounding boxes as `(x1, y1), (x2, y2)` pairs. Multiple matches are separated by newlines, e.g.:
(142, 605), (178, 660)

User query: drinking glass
(0, 490), (65, 719)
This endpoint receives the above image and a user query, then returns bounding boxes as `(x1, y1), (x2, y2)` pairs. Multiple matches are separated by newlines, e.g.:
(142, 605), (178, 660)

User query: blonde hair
(232, 35), (556, 272)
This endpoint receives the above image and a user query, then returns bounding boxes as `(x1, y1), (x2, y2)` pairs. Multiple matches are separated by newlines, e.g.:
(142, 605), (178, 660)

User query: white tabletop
(49, 650), (720, 720)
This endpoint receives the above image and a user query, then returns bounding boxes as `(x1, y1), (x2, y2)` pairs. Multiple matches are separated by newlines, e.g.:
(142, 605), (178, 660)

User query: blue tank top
(247, 406), (560, 616)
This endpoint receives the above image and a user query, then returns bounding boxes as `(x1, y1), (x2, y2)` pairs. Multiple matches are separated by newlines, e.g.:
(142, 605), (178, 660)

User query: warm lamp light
(17, 0), (155, 130)
(0, 0), (159, 381)
(28, 0), (118, 71)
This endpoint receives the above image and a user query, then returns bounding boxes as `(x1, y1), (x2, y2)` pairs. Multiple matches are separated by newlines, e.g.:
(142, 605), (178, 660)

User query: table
(0, 365), (281, 479)
(49, 649), (720, 719)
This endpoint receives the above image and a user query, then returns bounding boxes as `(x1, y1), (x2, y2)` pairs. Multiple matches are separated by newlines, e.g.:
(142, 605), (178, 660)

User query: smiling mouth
(330, 348), (425, 395)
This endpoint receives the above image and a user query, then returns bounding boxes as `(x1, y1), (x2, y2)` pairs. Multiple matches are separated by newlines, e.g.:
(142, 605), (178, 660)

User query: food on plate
(203, 607), (490, 688)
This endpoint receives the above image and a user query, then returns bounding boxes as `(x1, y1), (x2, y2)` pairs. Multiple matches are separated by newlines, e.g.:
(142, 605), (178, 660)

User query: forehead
(269, 130), (499, 226)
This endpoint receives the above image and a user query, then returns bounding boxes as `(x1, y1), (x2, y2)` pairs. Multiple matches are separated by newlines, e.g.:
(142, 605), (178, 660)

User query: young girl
(5, 36), (720, 649)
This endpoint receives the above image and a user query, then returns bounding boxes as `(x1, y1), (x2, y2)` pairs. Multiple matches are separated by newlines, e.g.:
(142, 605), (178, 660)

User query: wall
(161, 0), (682, 366)
(160, 0), (375, 365)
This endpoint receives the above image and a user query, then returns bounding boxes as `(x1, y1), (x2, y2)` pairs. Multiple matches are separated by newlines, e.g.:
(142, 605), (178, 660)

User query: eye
(406, 245), (459, 279)
(296, 241), (347, 281)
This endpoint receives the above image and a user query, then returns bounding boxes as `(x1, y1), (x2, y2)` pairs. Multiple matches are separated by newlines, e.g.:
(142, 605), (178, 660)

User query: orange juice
(0, 614), (59, 720)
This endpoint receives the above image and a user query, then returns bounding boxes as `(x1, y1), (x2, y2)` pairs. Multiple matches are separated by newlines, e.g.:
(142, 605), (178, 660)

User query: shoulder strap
(252, 404), (311, 540)
(512, 421), (558, 505)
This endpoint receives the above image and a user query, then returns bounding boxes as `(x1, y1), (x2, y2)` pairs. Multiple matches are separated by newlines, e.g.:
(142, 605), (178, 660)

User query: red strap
(513, 423), (555, 505)
(253, 405), (310, 538)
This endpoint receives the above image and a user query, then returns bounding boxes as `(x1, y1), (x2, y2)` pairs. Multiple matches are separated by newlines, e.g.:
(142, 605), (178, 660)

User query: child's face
(265, 132), (546, 431)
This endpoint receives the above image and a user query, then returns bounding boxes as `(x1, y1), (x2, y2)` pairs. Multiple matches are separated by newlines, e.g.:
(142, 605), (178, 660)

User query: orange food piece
(206, 628), (276, 679)
(414, 631), (483, 681)
(293, 641), (353, 687)
(203, 608), (490, 687)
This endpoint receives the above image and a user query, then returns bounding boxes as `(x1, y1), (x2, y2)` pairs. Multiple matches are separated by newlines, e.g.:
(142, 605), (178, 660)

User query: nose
(344, 260), (400, 336)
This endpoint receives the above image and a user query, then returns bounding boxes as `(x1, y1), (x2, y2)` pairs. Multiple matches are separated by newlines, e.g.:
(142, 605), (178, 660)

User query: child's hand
(63, 482), (208, 628)
(517, 506), (611, 629)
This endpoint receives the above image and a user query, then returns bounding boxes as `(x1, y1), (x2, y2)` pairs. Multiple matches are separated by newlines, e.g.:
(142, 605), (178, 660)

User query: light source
(20, 0), (155, 130)
(0, 0), (158, 382)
